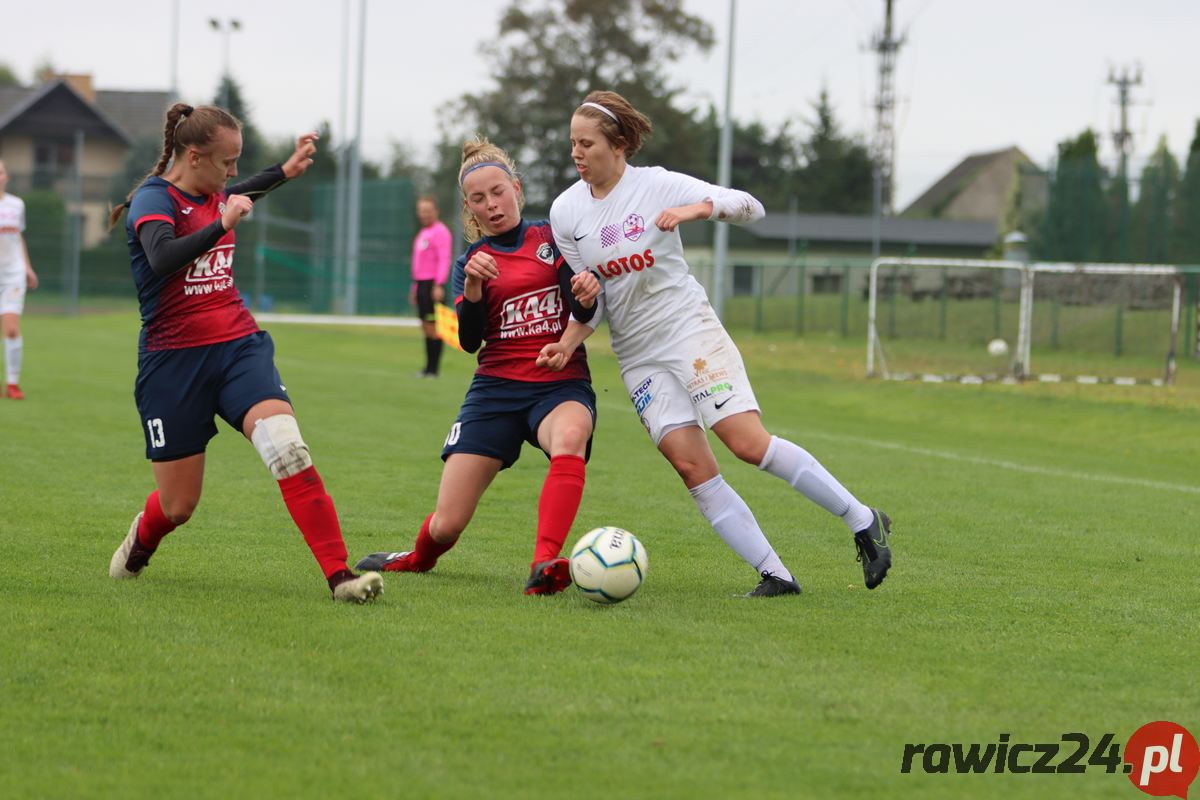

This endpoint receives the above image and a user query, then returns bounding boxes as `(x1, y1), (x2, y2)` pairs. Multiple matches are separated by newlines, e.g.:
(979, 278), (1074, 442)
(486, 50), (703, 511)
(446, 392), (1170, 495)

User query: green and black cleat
(854, 509), (893, 589)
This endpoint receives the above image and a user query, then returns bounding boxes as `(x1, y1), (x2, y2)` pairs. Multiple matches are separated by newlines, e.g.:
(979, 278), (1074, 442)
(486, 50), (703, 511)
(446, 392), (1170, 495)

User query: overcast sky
(11, 0), (1198, 209)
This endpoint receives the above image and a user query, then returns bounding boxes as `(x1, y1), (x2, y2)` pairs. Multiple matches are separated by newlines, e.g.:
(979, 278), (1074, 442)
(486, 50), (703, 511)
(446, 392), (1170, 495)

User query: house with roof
(682, 148), (1045, 302)
(901, 145), (1045, 222)
(0, 75), (170, 246)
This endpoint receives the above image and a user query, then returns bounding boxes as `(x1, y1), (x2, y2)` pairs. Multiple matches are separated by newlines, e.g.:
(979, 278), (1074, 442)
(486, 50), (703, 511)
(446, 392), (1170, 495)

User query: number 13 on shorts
(145, 418), (166, 448)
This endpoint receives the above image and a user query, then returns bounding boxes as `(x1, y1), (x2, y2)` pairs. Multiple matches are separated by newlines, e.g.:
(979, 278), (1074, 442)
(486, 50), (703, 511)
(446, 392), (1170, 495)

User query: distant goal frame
(866, 257), (1185, 386)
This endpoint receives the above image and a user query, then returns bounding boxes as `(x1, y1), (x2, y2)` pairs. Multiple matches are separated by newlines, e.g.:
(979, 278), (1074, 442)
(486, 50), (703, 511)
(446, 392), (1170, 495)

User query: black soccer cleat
(355, 551), (430, 573)
(854, 509), (893, 589)
(746, 571), (802, 598)
(524, 557), (572, 595)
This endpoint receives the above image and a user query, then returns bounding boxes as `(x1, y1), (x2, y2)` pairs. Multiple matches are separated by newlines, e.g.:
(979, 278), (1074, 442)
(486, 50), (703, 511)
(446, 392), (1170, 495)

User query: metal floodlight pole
(711, 0), (736, 320)
(209, 18), (241, 108)
(333, 0), (351, 312)
(344, 0), (367, 316)
(170, 0), (180, 99)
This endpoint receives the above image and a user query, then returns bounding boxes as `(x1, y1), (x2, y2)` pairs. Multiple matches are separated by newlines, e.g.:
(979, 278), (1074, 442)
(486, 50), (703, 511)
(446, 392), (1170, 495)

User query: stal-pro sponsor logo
(594, 248), (655, 279)
(691, 382), (732, 404)
(499, 285), (562, 339)
(182, 244), (236, 295)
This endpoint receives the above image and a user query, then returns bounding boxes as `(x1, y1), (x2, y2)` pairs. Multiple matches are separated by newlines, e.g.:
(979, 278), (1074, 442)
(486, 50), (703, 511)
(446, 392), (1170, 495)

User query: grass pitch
(2, 310), (1197, 799)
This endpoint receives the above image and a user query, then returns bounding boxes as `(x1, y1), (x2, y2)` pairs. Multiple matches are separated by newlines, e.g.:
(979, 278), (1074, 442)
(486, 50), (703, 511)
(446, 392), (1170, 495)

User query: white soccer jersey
(0, 193), (27, 283)
(549, 165), (764, 369)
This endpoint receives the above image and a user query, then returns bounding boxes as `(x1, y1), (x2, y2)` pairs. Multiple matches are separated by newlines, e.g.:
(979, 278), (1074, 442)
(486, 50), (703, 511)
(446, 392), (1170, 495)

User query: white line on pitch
(597, 399), (1200, 496)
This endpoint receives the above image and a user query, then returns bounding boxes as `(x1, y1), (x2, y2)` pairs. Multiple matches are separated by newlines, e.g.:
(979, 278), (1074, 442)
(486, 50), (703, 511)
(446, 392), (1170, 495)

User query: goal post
(866, 257), (1184, 385)
(866, 257), (1027, 380)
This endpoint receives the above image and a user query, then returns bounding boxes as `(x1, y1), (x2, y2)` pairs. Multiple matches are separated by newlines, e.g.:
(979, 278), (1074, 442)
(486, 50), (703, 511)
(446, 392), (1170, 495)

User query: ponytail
(108, 102), (240, 230)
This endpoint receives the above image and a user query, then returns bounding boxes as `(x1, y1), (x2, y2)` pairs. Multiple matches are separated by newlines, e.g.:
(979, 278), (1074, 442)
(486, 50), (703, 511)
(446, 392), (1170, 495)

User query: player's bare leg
(356, 453), (501, 573)
(110, 454), (204, 578)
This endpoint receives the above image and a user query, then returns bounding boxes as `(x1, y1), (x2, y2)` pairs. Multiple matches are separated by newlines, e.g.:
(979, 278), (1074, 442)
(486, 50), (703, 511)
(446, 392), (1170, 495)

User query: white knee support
(251, 415), (313, 479)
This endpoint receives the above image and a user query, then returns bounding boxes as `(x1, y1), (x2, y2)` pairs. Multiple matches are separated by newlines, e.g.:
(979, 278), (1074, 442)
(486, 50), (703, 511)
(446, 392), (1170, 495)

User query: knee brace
(251, 414), (313, 479)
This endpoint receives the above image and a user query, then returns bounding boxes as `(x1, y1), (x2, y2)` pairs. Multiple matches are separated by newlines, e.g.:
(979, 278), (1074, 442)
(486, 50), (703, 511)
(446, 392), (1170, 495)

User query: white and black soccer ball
(569, 527), (648, 604)
(987, 338), (1009, 357)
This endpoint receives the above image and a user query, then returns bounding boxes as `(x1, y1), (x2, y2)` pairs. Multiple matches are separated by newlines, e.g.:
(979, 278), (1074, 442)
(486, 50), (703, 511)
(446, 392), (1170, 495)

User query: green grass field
(2, 310), (1197, 799)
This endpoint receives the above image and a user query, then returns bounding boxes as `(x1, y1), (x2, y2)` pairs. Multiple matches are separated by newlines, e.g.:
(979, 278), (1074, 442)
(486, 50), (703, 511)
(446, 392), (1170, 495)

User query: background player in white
(541, 90), (893, 597)
(0, 159), (39, 399)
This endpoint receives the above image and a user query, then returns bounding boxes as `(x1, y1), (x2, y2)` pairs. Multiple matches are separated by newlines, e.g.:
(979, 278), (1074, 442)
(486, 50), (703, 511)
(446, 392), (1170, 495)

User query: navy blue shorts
(441, 375), (597, 469)
(134, 330), (292, 461)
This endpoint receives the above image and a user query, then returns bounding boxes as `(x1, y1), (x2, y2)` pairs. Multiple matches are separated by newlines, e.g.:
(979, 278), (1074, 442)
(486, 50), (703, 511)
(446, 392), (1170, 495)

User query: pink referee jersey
(411, 220), (452, 284)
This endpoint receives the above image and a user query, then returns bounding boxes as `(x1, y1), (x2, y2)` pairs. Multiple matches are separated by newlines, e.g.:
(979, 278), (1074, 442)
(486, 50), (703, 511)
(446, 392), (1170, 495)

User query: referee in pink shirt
(411, 194), (453, 377)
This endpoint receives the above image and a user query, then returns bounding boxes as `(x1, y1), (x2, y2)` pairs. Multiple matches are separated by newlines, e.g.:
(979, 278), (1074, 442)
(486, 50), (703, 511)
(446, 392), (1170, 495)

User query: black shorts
(441, 375), (597, 469)
(134, 331), (292, 461)
(415, 279), (436, 322)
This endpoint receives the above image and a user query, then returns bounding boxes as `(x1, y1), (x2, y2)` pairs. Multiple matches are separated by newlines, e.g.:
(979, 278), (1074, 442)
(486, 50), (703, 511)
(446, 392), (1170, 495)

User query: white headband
(580, 101), (619, 124)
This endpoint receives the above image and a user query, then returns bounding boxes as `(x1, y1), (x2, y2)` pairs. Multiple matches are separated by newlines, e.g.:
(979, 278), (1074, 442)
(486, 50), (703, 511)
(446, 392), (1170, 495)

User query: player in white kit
(0, 159), (39, 399)
(541, 91), (893, 596)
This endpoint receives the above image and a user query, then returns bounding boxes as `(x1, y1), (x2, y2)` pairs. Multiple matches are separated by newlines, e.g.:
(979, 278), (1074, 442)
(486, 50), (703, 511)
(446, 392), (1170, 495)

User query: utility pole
(870, 0), (904, 258)
(711, 0), (736, 319)
(1108, 63), (1142, 262)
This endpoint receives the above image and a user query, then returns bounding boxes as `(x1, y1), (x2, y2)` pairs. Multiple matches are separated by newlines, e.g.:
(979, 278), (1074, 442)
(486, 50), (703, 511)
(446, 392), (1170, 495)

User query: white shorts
(0, 281), (25, 316)
(621, 322), (759, 445)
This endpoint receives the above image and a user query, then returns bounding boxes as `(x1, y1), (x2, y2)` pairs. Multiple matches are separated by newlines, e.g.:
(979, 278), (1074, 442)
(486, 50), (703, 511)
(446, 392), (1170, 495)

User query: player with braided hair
(107, 102), (382, 602)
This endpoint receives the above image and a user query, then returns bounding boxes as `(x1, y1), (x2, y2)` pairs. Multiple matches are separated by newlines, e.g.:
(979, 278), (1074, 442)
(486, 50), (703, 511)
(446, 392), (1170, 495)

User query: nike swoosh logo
(574, 233), (587, 241)
(714, 398), (731, 410)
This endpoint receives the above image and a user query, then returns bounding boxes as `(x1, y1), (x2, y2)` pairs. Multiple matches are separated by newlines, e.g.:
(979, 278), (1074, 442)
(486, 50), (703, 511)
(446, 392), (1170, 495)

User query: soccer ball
(987, 338), (1009, 357)
(569, 527), (648, 604)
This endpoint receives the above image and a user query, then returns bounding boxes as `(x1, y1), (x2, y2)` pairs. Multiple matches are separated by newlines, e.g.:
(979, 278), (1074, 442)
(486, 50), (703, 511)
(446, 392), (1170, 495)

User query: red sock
(409, 513), (455, 570)
(533, 454), (586, 564)
(278, 466), (349, 579)
(136, 490), (178, 550)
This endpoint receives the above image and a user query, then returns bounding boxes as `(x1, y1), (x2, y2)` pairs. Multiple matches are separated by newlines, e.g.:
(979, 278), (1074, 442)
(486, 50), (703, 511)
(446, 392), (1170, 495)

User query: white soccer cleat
(332, 571), (384, 604)
(110, 512), (145, 579)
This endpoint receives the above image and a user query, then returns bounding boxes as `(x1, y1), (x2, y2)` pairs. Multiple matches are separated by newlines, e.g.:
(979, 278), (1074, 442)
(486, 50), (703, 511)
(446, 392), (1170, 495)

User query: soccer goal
(866, 257), (1184, 385)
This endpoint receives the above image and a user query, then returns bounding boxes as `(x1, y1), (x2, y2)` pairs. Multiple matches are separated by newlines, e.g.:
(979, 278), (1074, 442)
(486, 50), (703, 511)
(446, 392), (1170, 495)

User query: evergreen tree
(214, 75), (267, 174)
(1129, 136), (1178, 263)
(1042, 130), (1110, 262)
(794, 89), (873, 214)
(1170, 121), (1200, 265)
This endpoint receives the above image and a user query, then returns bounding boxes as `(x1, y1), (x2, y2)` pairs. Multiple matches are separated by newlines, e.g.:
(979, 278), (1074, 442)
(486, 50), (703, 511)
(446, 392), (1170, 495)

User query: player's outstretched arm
(227, 132), (319, 201)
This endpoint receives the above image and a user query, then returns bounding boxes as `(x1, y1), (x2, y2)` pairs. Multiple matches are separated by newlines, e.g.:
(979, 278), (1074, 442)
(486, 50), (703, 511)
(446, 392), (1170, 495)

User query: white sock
(689, 474), (793, 581)
(758, 435), (873, 533)
(4, 336), (21, 384)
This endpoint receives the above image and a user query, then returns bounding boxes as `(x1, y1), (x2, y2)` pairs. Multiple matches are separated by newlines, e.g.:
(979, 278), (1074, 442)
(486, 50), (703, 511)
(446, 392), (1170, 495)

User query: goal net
(866, 258), (1183, 385)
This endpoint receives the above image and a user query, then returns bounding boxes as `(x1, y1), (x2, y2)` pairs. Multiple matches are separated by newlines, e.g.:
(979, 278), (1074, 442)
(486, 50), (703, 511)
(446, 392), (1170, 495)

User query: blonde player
(540, 90), (893, 597)
(0, 159), (39, 399)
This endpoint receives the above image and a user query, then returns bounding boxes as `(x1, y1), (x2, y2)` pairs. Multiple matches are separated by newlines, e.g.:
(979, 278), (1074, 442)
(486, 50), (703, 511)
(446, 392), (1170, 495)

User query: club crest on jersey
(536, 242), (554, 264)
(623, 213), (645, 241)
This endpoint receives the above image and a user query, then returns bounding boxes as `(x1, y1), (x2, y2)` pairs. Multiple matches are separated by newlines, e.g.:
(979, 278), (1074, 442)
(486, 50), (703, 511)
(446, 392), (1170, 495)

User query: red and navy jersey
(452, 220), (589, 383)
(126, 176), (258, 352)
